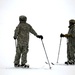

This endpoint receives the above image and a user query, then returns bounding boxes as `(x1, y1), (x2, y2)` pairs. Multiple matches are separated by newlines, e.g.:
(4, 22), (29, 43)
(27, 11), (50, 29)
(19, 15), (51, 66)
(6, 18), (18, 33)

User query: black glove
(13, 36), (16, 40)
(60, 33), (65, 37)
(37, 35), (43, 39)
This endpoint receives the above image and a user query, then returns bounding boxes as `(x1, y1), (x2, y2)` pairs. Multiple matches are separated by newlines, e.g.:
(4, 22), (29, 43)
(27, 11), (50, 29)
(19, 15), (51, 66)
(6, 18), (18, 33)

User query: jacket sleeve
(14, 25), (20, 39)
(29, 25), (38, 37)
(72, 26), (75, 38)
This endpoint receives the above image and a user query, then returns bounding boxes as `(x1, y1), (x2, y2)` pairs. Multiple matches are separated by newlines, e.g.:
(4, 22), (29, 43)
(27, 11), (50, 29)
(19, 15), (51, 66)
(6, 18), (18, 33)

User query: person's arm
(60, 33), (72, 38)
(29, 25), (38, 36)
(29, 25), (43, 39)
(14, 25), (20, 39)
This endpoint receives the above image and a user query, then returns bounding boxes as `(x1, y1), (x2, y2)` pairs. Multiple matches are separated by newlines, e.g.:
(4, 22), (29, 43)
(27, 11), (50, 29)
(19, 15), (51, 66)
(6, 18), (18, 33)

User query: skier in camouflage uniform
(14, 15), (43, 67)
(60, 19), (75, 65)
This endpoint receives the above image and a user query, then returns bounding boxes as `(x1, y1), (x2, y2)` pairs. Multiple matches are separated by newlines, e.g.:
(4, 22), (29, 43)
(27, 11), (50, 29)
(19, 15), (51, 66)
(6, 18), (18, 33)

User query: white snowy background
(0, 0), (75, 75)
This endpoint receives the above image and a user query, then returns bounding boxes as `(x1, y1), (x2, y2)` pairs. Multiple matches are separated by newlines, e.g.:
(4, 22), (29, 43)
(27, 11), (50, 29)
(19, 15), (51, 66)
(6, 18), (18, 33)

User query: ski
(22, 65), (29, 68)
(15, 65), (30, 68)
(45, 62), (68, 66)
(51, 62), (75, 66)
(51, 62), (67, 66)
(5, 67), (48, 70)
(14, 64), (30, 68)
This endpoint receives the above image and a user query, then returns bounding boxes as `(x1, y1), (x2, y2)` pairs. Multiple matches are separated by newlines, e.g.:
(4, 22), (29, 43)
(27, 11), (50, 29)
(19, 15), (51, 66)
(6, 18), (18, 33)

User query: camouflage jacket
(67, 25), (75, 47)
(14, 22), (38, 45)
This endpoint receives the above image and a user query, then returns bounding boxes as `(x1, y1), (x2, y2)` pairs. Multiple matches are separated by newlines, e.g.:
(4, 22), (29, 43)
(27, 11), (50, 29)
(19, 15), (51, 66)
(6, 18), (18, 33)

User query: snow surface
(0, 65), (75, 75)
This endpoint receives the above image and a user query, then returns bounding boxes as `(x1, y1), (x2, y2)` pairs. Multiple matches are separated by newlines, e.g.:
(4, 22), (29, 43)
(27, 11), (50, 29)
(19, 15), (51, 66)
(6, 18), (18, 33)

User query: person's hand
(13, 36), (16, 40)
(37, 35), (43, 39)
(60, 33), (65, 37)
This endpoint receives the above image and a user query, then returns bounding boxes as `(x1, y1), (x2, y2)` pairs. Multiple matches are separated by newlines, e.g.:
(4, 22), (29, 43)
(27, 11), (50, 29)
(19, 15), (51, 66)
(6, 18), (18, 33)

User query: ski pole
(41, 39), (51, 69)
(57, 37), (62, 63)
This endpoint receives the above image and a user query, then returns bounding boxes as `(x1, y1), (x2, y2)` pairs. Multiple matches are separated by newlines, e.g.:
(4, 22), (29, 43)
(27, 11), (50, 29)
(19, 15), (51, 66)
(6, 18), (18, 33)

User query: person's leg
(66, 43), (74, 64)
(21, 45), (29, 66)
(14, 45), (21, 66)
(65, 43), (71, 64)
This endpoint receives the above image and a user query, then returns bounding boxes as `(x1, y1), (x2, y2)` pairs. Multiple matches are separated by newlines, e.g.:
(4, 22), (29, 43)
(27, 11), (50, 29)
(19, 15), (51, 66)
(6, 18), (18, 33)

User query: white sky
(0, 0), (75, 70)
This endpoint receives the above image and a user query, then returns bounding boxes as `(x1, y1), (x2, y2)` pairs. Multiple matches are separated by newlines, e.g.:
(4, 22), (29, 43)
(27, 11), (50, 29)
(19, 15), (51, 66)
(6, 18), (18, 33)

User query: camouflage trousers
(14, 44), (29, 65)
(67, 43), (75, 61)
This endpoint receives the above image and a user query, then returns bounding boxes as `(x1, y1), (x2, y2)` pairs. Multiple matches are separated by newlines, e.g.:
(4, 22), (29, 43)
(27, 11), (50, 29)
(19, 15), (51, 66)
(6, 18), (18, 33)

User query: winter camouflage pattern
(67, 25), (75, 61)
(14, 22), (38, 65)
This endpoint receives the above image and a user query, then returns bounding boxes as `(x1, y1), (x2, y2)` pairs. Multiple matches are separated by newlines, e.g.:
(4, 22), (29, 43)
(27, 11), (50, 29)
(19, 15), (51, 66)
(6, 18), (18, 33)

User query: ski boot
(69, 60), (74, 65)
(14, 64), (20, 67)
(21, 64), (29, 68)
(24, 65), (29, 68)
(65, 61), (69, 65)
(65, 60), (74, 65)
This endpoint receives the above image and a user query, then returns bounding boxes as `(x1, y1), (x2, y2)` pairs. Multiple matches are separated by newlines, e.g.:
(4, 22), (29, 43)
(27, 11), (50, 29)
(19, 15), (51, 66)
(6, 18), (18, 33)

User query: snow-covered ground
(0, 65), (75, 75)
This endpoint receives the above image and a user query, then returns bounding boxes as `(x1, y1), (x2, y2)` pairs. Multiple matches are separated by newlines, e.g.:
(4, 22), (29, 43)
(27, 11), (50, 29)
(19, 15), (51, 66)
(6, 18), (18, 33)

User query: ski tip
(50, 67), (51, 69)
(45, 62), (48, 64)
(51, 62), (54, 65)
